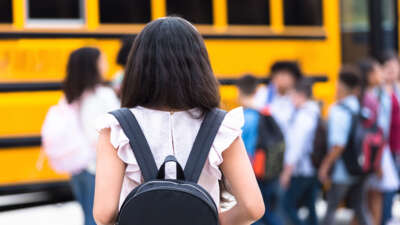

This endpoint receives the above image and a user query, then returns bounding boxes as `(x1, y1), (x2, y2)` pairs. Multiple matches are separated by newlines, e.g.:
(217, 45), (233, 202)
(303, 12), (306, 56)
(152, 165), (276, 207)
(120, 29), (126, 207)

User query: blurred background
(0, 0), (399, 224)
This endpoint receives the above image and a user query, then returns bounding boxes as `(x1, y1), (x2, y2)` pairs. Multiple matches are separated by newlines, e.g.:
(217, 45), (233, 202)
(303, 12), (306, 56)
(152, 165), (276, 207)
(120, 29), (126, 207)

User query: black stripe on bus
(0, 76), (328, 93)
(0, 82), (62, 92)
(0, 32), (326, 40)
(0, 181), (74, 211)
(219, 76), (328, 85)
(0, 136), (41, 148)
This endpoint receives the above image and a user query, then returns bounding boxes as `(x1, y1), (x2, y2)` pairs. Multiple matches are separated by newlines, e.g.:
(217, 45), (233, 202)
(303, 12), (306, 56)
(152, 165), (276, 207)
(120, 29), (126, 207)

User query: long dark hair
(120, 17), (220, 113)
(63, 47), (102, 104)
(358, 58), (377, 101)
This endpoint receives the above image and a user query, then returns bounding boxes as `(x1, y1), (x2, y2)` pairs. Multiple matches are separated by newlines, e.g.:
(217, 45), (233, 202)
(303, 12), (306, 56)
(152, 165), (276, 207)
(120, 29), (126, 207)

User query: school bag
(339, 103), (385, 175)
(41, 99), (92, 174)
(109, 108), (226, 225)
(311, 116), (328, 169)
(252, 107), (285, 180)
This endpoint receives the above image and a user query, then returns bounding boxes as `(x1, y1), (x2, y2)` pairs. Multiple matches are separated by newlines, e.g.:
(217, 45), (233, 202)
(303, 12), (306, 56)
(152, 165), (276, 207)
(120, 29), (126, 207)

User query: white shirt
(96, 107), (244, 209)
(80, 86), (120, 173)
(253, 85), (294, 136)
(285, 101), (320, 177)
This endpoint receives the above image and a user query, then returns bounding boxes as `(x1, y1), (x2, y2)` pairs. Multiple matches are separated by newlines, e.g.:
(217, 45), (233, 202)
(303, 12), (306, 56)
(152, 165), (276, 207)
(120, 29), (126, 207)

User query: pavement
(0, 195), (399, 225)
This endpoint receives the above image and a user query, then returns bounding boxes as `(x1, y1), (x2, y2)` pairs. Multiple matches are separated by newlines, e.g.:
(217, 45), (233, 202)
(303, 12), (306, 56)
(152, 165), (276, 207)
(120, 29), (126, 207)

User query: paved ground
(0, 196), (399, 225)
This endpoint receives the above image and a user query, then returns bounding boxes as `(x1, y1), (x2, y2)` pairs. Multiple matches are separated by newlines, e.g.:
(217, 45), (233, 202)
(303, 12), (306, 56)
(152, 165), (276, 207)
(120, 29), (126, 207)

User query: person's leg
(70, 172), (86, 212)
(82, 171), (97, 225)
(252, 180), (268, 225)
(282, 176), (309, 225)
(348, 179), (373, 225)
(381, 191), (396, 225)
(321, 183), (350, 225)
(304, 177), (319, 225)
(259, 179), (283, 225)
(367, 189), (383, 225)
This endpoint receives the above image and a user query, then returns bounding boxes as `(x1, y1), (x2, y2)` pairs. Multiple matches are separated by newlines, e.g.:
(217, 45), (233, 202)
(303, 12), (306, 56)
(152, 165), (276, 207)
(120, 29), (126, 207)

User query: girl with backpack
(93, 17), (264, 225)
(377, 52), (400, 225)
(349, 58), (399, 225)
(42, 47), (120, 225)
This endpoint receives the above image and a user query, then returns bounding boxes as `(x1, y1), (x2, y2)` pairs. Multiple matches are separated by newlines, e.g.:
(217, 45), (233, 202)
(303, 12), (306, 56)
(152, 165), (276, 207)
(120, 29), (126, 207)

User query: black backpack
(253, 108), (285, 180)
(339, 104), (385, 176)
(110, 108), (226, 225)
(311, 117), (328, 169)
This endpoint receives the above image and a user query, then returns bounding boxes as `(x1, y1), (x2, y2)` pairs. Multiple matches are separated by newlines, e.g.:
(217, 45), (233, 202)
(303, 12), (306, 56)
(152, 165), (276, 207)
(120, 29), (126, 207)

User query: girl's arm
(93, 128), (126, 225)
(219, 137), (265, 225)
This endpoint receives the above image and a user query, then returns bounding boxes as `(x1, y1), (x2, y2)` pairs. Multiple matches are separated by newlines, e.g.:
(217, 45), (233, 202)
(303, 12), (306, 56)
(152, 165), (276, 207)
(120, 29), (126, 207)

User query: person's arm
(93, 129), (126, 225)
(219, 137), (265, 225)
(318, 145), (344, 182)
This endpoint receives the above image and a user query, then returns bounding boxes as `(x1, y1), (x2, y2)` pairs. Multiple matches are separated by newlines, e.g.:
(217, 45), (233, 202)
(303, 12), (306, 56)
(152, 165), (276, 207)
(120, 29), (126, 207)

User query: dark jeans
(282, 176), (319, 225)
(70, 170), (96, 225)
(381, 191), (396, 225)
(253, 179), (284, 225)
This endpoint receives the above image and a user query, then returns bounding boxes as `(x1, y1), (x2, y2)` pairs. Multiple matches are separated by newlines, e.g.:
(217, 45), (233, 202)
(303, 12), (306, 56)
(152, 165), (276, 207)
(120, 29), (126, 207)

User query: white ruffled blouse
(96, 106), (244, 209)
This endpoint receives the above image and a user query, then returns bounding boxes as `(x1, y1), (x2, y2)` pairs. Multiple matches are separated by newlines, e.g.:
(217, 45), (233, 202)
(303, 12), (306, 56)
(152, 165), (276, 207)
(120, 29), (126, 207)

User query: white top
(80, 86), (120, 173)
(368, 146), (400, 191)
(96, 107), (244, 209)
(253, 85), (294, 135)
(285, 101), (320, 177)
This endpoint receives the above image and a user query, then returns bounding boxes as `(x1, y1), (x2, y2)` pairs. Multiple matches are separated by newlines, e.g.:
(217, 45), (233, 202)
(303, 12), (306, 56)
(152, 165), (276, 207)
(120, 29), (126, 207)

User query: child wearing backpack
(236, 74), (260, 160)
(280, 80), (320, 225)
(93, 17), (264, 225)
(42, 47), (120, 225)
(319, 66), (373, 225)
(377, 52), (400, 225)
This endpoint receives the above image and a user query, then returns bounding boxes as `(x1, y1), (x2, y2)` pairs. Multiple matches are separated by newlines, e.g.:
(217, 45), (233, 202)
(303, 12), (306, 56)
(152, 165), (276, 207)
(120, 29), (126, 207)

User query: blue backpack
(110, 108), (226, 225)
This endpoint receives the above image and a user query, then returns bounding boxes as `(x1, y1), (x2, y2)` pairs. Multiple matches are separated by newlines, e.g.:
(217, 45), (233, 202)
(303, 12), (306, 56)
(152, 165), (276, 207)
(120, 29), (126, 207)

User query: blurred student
(349, 58), (399, 225)
(280, 80), (320, 225)
(378, 52), (400, 225)
(112, 36), (134, 95)
(319, 66), (372, 225)
(43, 47), (120, 225)
(236, 74), (260, 159)
(254, 61), (302, 133)
(252, 61), (302, 225)
(93, 17), (264, 225)
(66, 47), (120, 225)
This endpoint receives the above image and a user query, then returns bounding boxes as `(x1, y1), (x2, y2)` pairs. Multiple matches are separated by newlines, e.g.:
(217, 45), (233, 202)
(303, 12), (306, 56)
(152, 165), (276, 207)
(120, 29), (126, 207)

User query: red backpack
(339, 97), (385, 175)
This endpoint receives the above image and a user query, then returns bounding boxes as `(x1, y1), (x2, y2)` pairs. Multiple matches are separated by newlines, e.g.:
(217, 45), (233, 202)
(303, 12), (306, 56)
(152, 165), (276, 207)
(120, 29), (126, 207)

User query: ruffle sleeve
(208, 107), (244, 179)
(96, 114), (142, 184)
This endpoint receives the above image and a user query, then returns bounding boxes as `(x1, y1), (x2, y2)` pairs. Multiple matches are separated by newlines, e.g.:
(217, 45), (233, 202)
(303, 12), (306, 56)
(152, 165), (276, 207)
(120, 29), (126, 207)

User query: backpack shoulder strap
(338, 102), (354, 114)
(184, 108), (227, 183)
(109, 108), (158, 182)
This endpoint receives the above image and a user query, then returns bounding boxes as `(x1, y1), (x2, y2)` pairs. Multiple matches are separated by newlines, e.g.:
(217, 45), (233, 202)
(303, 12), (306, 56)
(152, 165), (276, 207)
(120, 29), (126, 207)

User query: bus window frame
(24, 0), (86, 28)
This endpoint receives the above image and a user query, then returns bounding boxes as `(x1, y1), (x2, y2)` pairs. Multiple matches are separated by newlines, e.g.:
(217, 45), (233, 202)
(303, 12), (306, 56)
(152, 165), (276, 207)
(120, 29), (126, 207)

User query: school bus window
(284, 0), (322, 26)
(341, 0), (369, 63)
(99, 0), (150, 24)
(227, 0), (270, 25)
(166, 0), (213, 24)
(0, 0), (12, 23)
(28, 0), (81, 20)
(381, 0), (396, 50)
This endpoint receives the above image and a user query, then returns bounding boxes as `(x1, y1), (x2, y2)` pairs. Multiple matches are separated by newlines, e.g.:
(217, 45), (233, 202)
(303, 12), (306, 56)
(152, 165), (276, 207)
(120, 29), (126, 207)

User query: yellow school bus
(0, 0), (396, 209)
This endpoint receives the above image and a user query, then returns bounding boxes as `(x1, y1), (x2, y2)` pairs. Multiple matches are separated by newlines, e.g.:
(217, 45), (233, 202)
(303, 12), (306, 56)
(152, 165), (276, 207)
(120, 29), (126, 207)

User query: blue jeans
(70, 170), (96, 225)
(381, 191), (396, 225)
(253, 179), (284, 225)
(282, 176), (319, 225)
